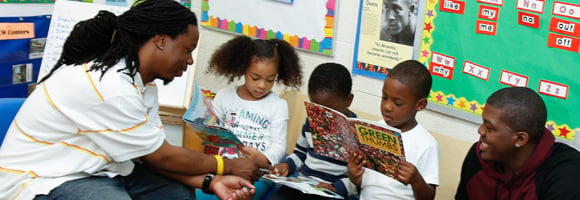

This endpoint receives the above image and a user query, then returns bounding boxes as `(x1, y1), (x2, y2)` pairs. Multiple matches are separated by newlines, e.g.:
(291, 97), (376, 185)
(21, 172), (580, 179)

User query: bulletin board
(419, 0), (579, 142)
(0, 15), (50, 98)
(200, 0), (337, 55)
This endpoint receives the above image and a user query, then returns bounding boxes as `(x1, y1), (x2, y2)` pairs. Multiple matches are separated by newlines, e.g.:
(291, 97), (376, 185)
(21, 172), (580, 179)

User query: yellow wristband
(214, 155), (224, 175)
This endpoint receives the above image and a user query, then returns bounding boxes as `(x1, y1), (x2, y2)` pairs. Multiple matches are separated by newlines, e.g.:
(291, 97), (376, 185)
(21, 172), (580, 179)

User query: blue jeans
(34, 163), (194, 200)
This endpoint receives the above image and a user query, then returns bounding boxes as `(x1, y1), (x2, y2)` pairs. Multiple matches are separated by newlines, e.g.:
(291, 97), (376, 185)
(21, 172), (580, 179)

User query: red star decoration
(424, 22), (433, 32)
(558, 127), (570, 138)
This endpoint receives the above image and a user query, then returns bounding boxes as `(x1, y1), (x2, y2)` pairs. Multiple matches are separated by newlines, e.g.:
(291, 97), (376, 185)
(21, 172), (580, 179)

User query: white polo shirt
(359, 124), (440, 200)
(0, 61), (165, 200)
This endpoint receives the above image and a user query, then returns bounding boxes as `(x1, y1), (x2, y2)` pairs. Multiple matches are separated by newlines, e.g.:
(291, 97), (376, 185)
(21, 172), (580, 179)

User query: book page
(183, 82), (242, 157)
(304, 101), (358, 162)
(349, 118), (405, 180)
(261, 175), (344, 199)
(183, 81), (218, 126)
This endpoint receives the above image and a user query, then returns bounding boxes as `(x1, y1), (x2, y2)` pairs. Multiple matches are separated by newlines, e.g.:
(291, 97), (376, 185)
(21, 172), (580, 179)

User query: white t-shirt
(359, 124), (440, 200)
(0, 61), (165, 200)
(212, 86), (288, 164)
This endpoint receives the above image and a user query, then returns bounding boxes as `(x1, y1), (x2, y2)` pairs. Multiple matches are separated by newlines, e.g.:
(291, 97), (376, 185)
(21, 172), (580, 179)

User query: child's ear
(346, 93), (354, 108)
(416, 97), (427, 111)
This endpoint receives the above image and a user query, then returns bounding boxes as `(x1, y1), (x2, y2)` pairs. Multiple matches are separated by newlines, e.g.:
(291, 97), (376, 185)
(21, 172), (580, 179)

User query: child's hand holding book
(397, 160), (421, 186)
(271, 163), (290, 177)
(347, 152), (366, 188)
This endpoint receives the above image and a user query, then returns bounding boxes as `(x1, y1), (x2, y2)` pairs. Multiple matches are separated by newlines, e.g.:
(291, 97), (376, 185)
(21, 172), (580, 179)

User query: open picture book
(182, 82), (243, 158)
(304, 101), (405, 180)
(261, 174), (344, 199)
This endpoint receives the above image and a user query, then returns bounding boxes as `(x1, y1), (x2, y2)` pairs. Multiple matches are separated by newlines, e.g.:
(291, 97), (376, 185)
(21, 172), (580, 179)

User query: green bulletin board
(419, 0), (579, 143)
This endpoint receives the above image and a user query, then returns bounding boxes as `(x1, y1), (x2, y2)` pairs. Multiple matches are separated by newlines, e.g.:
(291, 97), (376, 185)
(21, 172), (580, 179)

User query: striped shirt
(0, 61), (165, 200)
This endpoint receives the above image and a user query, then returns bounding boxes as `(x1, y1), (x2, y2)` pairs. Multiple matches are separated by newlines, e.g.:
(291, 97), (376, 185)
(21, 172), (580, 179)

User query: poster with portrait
(352, 0), (422, 79)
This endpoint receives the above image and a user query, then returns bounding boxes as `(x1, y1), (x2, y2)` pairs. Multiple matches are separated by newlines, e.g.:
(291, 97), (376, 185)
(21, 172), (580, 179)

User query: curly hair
(308, 62), (352, 99)
(486, 87), (547, 144)
(207, 35), (303, 88)
(38, 0), (197, 83)
(387, 60), (432, 100)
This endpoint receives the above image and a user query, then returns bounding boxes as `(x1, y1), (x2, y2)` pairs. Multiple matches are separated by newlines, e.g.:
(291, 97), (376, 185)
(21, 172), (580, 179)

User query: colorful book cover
(305, 101), (405, 180)
(183, 82), (242, 158)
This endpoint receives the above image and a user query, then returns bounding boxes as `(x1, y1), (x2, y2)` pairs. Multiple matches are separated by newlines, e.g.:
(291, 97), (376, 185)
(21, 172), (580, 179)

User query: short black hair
(308, 63), (352, 99)
(387, 60), (432, 99)
(487, 87), (547, 144)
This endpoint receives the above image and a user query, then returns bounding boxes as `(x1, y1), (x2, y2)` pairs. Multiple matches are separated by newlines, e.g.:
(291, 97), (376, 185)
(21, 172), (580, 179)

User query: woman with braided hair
(0, 0), (262, 199)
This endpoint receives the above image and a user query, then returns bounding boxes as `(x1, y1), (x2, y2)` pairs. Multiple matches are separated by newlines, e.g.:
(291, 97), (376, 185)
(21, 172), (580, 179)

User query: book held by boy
(183, 82), (242, 158)
(304, 101), (405, 180)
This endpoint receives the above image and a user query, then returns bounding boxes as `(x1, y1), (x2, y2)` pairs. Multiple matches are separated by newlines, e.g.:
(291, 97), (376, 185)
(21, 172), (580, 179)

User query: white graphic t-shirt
(212, 86), (288, 164)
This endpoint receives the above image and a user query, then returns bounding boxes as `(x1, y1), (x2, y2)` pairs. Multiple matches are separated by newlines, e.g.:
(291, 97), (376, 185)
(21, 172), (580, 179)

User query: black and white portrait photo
(380, 0), (418, 46)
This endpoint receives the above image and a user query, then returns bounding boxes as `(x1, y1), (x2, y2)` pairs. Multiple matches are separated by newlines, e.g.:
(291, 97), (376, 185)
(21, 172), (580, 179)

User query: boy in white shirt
(348, 60), (439, 200)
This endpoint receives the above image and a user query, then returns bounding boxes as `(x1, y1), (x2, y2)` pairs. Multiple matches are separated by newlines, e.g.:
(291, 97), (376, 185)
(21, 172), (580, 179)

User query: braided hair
(39, 0), (197, 83)
(207, 35), (303, 88)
